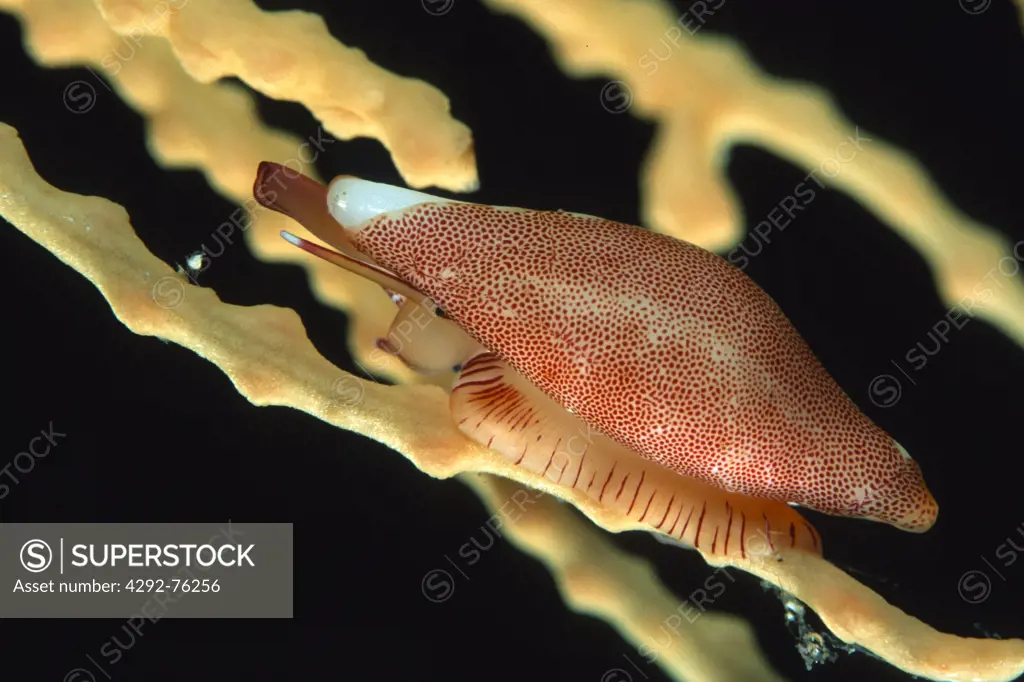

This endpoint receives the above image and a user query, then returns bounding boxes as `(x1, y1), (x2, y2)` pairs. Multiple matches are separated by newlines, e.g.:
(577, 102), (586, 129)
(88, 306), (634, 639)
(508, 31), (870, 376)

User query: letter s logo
(20, 539), (53, 573)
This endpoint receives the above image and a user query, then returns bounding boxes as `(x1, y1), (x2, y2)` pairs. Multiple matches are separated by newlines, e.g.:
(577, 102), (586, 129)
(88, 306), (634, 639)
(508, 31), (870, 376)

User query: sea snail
(252, 162), (938, 560)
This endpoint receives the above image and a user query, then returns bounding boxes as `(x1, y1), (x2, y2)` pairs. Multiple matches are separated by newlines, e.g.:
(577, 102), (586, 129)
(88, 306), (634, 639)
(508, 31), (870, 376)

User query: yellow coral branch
(92, 0), (477, 192)
(0, 0), (440, 385)
(484, 0), (1024, 348)
(463, 474), (788, 682)
(4, 120), (1024, 681)
(3, 1), (1022, 679)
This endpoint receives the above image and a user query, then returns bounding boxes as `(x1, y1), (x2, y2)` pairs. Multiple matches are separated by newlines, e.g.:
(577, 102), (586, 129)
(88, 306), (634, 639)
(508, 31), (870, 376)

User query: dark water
(1, 1), (1022, 680)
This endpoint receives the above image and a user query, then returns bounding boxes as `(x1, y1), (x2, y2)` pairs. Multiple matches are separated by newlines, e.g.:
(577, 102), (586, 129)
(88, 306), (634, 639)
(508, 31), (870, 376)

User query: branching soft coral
(2, 1), (1023, 680)
(484, 0), (1024, 348)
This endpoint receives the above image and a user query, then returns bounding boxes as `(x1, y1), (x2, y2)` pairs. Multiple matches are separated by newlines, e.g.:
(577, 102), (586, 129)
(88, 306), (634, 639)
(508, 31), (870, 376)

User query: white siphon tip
(326, 177), (464, 230)
(280, 230), (303, 246)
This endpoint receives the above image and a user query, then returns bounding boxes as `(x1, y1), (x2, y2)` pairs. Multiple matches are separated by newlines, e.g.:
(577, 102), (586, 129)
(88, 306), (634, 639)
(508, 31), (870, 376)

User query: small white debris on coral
(186, 252), (207, 272)
(771, 589), (857, 671)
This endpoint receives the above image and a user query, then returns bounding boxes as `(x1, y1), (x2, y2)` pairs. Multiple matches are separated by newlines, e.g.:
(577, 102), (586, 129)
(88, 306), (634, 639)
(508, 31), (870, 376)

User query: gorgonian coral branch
(463, 474), (788, 682)
(485, 0), (1024, 349)
(3, 1), (1022, 679)
(91, 0), (478, 192)
(0, 0), (430, 385)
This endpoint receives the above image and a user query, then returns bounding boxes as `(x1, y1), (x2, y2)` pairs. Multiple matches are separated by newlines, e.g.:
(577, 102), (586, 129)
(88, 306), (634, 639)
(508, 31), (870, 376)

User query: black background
(1, 1), (1022, 681)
